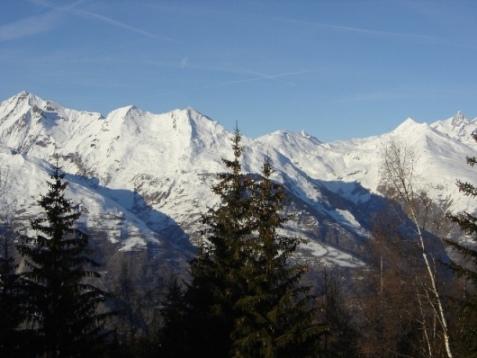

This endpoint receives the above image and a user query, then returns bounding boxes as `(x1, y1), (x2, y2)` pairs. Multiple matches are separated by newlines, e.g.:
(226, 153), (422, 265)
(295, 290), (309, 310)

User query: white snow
(0, 91), (476, 266)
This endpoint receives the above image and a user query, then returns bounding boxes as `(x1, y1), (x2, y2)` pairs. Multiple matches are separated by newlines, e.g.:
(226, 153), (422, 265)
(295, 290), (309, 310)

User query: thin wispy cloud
(180, 56), (189, 68)
(30, 0), (174, 41)
(0, 12), (57, 42)
(72, 7), (173, 41)
(333, 87), (469, 104)
(0, 47), (309, 91)
(144, 59), (312, 87)
(0, 0), (82, 42)
(334, 91), (413, 103)
(145, 59), (264, 77)
(202, 69), (315, 89)
(141, 2), (472, 49)
(140, 69), (314, 100)
(119, 65), (314, 97)
(273, 16), (476, 49)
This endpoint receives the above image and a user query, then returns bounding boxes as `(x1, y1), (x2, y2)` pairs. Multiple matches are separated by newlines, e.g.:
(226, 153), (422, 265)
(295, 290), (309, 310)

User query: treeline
(0, 130), (476, 357)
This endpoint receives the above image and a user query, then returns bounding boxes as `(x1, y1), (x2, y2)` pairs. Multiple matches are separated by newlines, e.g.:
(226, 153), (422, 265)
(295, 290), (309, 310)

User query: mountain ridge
(0, 91), (475, 269)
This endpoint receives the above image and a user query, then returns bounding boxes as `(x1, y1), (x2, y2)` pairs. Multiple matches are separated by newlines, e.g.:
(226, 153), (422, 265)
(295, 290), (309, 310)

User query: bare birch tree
(380, 140), (453, 358)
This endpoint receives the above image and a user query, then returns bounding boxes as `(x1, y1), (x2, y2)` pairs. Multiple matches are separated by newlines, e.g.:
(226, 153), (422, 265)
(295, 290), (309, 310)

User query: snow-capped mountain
(0, 91), (476, 271)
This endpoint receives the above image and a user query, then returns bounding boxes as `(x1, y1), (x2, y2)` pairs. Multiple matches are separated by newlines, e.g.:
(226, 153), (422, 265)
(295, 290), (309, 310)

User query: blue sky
(1, 0), (476, 141)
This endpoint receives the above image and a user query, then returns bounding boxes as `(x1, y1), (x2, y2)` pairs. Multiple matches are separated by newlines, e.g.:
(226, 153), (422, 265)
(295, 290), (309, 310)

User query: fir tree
(157, 277), (187, 357)
(17, 163), (109, 357)
(170, 127), (254, 357)
(447, 132), (477, 356)
(447, 134), (477, 283)
(0, 231), (25, 356)
(231, 157), (323, 357)
(319, 269), (357, 358)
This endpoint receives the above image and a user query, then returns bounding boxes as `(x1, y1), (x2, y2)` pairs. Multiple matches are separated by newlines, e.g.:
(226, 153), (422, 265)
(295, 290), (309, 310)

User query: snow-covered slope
(0, 91), (475, 268)
(430, 111), (477, 147)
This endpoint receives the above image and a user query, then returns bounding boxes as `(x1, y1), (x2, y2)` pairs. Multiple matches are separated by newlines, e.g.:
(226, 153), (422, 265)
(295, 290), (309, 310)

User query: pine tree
(17, 163), (109, 357)
(231, 157), (323, 357)
(168, 127), (254, 357)
(0, 231), (25, 356)
(447, 132), (477, 356)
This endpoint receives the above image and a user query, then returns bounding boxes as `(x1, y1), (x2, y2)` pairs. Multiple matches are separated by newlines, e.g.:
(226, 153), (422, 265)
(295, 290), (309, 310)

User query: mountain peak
(393, 117), (427, 133)
(450, 110), (468, 126)
(0, 91), (50, 118)
(182, 107), (217, 124)
(255, 129), (322, 156)
(300, 129), (320, 141)
(1, 91), (477, 265)
(11, 90), (43, 105)
(16, 90), (30, 97)
(167, 107), (222, 135)
(402, 117), (419, 126)
(428, 111), (476, 145)
(185, 106), (204, 116)
(107, 105), (144, 120)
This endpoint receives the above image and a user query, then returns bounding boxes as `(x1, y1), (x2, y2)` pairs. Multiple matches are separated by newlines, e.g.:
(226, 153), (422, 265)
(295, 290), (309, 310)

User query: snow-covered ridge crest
(0, 91), (476, 266)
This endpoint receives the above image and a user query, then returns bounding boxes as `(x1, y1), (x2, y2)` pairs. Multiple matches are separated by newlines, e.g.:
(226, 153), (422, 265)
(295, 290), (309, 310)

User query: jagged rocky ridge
(0, 91), (476, 275)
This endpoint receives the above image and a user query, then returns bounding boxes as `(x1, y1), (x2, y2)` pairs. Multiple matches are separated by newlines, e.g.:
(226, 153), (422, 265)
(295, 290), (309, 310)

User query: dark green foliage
(177, 127), (255, 357)
(452, 296), (477, 358)
(157, 277), (187, 357)
(159, 132), (324, 357)
(110, 262), (150, 341)
(0, 232), (25, 356)
(17, 164), (109, 357)
(231, 157), (323, 357)
(448, 132), (477, 280)
(319, 269), (357, 358)
(447, 132), (477, 356)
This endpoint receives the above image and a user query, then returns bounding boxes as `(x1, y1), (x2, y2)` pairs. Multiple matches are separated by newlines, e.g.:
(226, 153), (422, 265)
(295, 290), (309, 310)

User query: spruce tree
(447, 132), (477, 356)
(0, 231), (25, 356)
(17, 163), (109, 357)
(231, 157), (323, 357)
(171, 127), (254, 357)
(319, 269), (357, 357)
(157, 277), (187, 357)
(447, 135), (477, 283)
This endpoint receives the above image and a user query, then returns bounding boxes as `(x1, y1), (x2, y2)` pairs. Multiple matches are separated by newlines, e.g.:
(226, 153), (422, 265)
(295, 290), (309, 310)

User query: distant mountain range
(0, 91), (475, 272)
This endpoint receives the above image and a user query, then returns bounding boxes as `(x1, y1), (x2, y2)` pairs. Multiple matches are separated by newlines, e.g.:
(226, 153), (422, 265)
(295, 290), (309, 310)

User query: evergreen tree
(231, 157), (323, 357)
(319, 269), (357, 358)
(157, 277), (187, 357)
(447, 132), (477, 356)
(447, 136), (477, 283)
(166, 127), (254, 357)
(17, 163), (109, 357)
(0, 231), (25, 356)
(111, 261), (149, 342)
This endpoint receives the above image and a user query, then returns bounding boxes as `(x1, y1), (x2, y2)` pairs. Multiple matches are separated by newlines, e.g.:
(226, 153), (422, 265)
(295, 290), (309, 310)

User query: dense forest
(1, 129), (476, 358)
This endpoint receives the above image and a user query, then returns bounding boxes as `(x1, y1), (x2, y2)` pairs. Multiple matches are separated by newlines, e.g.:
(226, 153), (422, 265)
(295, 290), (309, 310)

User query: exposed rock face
(0, 91), (475, 281)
